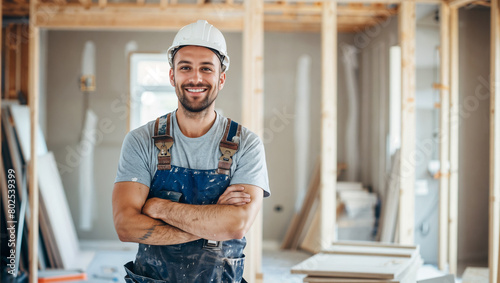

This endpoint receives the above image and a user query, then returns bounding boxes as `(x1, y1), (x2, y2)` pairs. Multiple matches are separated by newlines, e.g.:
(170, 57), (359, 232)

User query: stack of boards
(291, 241), (423, 283)
(1, 101), (91, 272)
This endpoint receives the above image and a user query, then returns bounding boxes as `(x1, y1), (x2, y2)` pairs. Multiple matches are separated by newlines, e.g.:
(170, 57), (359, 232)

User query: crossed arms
(112, 181), (263, 245)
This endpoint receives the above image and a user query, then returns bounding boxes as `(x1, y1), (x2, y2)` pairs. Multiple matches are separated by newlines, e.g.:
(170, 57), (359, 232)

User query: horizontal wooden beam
(447, 0), (478, 7)
(33, 3), (245, 31)
(262, 0), (441, 2)
(32, 2), (394, 32)
(3, 2), (30, 16)
(264, 3), (397, 16)
(448, 0), (478, 7)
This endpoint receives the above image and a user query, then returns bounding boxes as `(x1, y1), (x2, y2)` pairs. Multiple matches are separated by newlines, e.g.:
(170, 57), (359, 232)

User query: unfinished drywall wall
(263, 32), (355, 243)
(359, 16), (398, 198)
(45, 30), (355, 244)
(457, 8), (490, 263)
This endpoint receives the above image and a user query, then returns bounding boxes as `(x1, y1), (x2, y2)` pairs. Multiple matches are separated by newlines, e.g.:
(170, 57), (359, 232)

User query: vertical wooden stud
(242, 0), (264, 281)
(320, 0), (337, 249)
(438, 2), (450, 272)
(398, 0), (416, 245)
(490, 0), (500, 281)
(448, 6), (459, 276)
(29, 0), (40, 280)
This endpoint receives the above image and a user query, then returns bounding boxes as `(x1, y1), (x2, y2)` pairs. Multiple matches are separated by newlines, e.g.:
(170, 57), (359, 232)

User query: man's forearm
(142, 185), (263, 241)
(161, 201), (246, 241)
(116, 213), (200, 245)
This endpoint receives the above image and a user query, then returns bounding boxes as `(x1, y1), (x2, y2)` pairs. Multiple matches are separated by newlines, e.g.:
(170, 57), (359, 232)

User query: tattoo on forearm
(139, 226), (156, 240)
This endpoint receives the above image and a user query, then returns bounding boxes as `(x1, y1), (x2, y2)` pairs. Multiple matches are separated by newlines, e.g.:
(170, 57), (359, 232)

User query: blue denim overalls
(124, 113), (246, 283)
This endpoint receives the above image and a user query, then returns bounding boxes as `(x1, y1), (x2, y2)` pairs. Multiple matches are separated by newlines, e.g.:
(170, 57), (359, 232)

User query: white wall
(45, 30), (355, 243)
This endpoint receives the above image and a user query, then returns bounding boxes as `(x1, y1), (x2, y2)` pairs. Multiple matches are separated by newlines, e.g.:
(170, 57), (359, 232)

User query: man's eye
(202, 68), (213, 72)
(180, 66), (190, 70)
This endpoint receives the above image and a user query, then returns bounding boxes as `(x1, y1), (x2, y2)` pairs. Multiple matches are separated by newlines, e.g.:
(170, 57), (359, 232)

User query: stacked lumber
(291, 241), (423, 283)
(1, 101), (88, 274)
(281, 160), (378, 253)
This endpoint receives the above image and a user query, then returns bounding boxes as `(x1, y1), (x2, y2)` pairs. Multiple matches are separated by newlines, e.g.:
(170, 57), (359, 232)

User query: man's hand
(142, 197), (170, 219)
(217, 185), (251, 206)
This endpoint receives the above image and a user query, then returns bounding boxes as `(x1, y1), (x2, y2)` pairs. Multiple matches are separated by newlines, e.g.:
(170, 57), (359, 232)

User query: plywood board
(291, 253), (412, 280)
(332, 241), (417, 250)
(322, 244), (418, 258)
(2, 109), (25, 200)
(9, 104), (47, 162)
(304, 277), (398, 282)
(38, 152), (80, 269)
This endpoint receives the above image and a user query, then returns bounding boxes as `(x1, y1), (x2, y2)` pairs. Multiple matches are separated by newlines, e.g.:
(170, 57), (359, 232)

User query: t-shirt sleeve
(230, 129), (271, 198)
(115, 128), (153, 188)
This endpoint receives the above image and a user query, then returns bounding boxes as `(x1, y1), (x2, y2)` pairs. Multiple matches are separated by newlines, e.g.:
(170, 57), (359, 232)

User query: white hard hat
(167, 20), (230, 72)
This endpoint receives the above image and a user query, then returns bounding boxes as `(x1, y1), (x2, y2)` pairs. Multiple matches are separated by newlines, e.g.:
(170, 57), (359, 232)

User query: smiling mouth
(185, 88), (207, 93)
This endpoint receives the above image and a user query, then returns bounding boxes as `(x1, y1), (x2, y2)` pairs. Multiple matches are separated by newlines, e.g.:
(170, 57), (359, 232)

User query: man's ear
(169, 68), (175, 86)
(219, 72), (226, 90)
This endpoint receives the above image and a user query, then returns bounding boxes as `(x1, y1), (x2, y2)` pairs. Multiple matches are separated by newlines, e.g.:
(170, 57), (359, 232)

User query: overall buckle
(153, 135), (174, 170)
(202, 239), (222, 250)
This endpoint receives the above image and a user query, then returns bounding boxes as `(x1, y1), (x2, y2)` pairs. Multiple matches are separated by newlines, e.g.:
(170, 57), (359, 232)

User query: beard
(175, 81), (219, 113)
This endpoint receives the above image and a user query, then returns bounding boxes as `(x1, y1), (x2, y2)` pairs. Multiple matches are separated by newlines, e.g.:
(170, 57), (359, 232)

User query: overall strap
(152, 113), (174, 170)
(218, 118), (242, 175)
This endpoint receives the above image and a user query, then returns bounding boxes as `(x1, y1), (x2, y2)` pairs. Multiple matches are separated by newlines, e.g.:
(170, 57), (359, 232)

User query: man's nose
(189, 69), (203, 84)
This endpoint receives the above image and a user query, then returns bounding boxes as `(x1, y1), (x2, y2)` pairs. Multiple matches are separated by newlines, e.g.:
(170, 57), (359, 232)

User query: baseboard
(79, 240), (138, 251)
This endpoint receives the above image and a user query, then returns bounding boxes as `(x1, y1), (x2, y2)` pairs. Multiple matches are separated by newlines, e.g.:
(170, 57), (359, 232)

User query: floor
(76, 247), (467, 283)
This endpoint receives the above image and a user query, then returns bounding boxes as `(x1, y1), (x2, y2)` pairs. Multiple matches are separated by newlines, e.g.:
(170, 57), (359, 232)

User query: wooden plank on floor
(285, 160), (320, 249)
(322, 244), (418, 258)
(299, 201), (321, 254)
(291, 253), (413, 280)
(320, 0), (337, 251)
(397, 0), (416, 245)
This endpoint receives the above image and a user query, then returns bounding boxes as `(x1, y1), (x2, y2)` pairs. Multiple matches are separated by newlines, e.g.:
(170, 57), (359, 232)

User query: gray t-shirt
(115, 111), (270, 197)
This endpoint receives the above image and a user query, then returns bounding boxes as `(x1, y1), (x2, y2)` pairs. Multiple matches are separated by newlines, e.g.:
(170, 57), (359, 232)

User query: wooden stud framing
(32, 4), (246, 31)
(398, 0), (416, 245)
(320, 0), (337, 249)
(448, 0), (477, 8)
(30, 2), (397, 33)
(438, 2), (450, 272)
(490, 0), (500, 281)
(448, 6), (459, 276)
(29, 1), (41, 282)
(242, 0), (264, 281)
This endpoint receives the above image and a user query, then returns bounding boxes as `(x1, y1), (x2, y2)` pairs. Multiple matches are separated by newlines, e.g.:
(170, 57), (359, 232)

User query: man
(112, 20), (270, 283)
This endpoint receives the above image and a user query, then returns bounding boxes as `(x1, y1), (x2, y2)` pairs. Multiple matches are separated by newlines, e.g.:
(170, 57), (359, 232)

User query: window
(129, 53), (178, 130)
